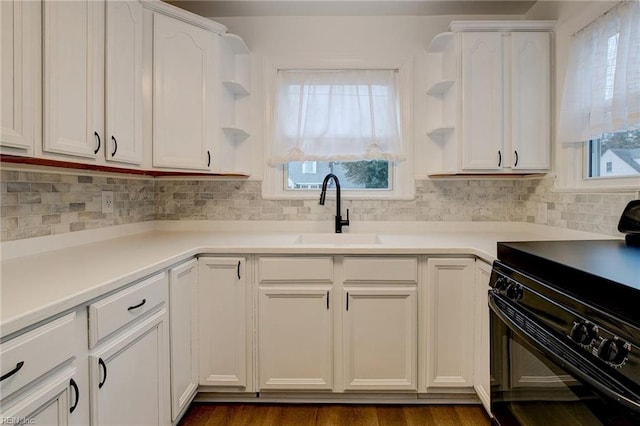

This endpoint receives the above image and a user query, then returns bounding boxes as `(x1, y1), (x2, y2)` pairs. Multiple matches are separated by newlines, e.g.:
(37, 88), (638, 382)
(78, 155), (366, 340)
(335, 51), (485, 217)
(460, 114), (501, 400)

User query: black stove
(489, 239), (640, 425)
(497, 240), (640, 328)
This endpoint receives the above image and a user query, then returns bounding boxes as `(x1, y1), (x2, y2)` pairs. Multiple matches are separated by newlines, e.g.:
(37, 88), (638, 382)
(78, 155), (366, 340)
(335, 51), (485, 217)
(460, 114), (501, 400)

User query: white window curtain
(268, 69), (404, 165)
(559, 0), (640, 144)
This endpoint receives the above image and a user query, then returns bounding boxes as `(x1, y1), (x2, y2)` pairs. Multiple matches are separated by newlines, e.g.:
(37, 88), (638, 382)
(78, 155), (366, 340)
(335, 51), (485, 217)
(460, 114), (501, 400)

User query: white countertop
(0, 221), (613, 338)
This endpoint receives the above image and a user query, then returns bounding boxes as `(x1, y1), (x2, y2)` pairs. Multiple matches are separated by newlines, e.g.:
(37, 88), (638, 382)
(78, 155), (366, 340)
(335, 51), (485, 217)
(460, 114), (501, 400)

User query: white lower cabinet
(0, 367), (77, 426)
(88, 272), (170, 426)
(0, 311), (85, 426)
(425, 258), (475, 389)
(198, 257), (249, 389)
(343, 287), (417, 390)
(342, 257), (418, 391)
(474, 259), (492, 413)
(256, 256), (418, 393)
(258, 287), (334, 390)
(257, 257), (334, 390)
(169, 258), (199, 421)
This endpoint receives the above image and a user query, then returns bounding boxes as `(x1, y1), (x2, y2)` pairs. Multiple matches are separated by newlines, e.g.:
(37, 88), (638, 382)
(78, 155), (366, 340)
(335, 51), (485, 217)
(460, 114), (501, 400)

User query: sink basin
(294, 233), (381, 245)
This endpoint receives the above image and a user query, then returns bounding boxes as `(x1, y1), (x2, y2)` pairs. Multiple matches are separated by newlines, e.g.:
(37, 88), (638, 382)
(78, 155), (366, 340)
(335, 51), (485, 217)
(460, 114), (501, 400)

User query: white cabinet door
(0, 0), (39, 153)
(105, 0), (143, 165)
(90, 309), (170, 426)
(152, 13), (216, 170)
(510, 32), (551, 170)
(169, 259), (198, 421)
(460, 32), (504, 170)
(198, 257), (247, 388)
(474, 259), (492, 414)
(343, 287), (417, 390)
(425, 258), (475, 389)
(43, 0), (102, 159)
(0, 367), (77, 426)
(258, 287), (333, 390)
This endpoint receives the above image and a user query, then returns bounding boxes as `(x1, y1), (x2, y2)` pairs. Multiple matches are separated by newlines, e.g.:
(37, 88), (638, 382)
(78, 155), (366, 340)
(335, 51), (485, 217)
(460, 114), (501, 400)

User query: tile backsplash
(1, 169), (636, 242)
(1, 170), (154, 241)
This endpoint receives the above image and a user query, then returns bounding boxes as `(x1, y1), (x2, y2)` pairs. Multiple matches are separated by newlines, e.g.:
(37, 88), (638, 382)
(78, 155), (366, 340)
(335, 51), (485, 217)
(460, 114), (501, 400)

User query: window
(558, 1), (640, 190)
(589, 130), (640, 178)
(287, 160), (389, 190)
(262, 56), (414, 200)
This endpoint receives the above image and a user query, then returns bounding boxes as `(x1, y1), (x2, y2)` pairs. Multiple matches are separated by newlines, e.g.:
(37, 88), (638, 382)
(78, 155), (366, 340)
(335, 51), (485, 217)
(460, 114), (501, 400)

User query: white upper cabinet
(152, 12), (217, 171)
(0, 0), (40, 155)
(509, 32), (551, 170)
(427, 21), (554, 175)
(460, 32), (504, 170)
(42, 0), (143, 165)
(42, 0), (102, 159)
(105, 0), (143, 165)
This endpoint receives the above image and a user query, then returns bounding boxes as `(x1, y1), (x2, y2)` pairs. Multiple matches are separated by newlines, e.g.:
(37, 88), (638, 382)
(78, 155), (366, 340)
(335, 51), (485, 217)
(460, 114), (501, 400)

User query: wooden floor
(179, 403), (491, 426)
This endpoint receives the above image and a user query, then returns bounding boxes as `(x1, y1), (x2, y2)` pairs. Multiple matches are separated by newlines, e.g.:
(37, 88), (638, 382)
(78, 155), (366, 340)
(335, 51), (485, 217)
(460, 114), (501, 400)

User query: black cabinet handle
(237, 261), (241, 279)
(207, 151), (211, 167)
(326, 291), (330, 310)
(514, 150), (519, 167)
(0, 361), (24, 381)
(111, 136), (118, 157)
(498, 150), (502, 167)
(69, 378), (79, 413)
(346, 292), (349, 311)
(127, 299), (146, 311)
(94, 132), (101, 154)
(98, 358), (107, 389)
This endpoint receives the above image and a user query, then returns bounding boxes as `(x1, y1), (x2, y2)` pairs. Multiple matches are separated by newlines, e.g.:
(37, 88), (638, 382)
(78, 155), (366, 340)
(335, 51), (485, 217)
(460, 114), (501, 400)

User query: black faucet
(319, 173), (350, 233)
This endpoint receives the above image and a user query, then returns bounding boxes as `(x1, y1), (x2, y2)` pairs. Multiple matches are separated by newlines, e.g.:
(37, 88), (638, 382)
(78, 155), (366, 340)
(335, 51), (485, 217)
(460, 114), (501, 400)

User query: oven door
(489, 290), (640, 426)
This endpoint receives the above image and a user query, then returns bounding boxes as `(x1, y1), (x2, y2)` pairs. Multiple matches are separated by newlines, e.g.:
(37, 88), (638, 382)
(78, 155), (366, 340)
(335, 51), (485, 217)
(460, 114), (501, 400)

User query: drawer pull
(98, 358), (107, 389)
(0, 361), (24, 382)
(127, 299), (146, 311)
(237, 261), (241, 280)
(70, 378), (79, 413)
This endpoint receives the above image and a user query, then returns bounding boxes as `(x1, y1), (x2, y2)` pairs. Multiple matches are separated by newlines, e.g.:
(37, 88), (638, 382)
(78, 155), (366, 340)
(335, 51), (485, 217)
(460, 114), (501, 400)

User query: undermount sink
(294, 233), (381, 245)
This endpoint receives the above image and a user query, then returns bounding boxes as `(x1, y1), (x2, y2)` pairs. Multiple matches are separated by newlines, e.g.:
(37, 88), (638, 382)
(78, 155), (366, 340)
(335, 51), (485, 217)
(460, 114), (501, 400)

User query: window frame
(262, 55), (414, 200)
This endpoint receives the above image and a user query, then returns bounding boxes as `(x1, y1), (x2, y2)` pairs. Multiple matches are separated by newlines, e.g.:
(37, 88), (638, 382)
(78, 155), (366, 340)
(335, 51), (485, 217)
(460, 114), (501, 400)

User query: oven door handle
(489, 291), (640, 414)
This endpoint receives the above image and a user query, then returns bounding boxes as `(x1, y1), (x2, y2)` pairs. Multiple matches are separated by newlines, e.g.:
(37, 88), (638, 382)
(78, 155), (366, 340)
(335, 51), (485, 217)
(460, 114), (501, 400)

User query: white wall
(212, 14), (523, 180)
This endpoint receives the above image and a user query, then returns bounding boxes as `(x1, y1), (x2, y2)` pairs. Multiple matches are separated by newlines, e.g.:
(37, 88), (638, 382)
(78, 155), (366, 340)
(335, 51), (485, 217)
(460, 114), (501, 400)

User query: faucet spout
(319, 174), (350, 233)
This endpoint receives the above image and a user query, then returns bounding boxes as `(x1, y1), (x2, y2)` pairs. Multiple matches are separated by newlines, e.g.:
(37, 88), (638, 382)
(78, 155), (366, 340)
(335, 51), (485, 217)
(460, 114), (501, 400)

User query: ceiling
(166, 0), (538, 17)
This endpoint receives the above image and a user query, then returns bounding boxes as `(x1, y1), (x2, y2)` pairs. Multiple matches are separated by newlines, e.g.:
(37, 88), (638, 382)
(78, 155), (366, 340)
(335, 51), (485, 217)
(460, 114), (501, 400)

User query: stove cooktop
(497, 239), (640, 328)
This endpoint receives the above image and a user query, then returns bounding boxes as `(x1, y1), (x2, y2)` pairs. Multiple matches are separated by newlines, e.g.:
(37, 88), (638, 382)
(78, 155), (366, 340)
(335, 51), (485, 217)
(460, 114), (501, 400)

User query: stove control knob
(597, 338), (630, 366)
(495, 277), (508, 292)
(569, 322), (597, 346)
(506, 283), (523, 301)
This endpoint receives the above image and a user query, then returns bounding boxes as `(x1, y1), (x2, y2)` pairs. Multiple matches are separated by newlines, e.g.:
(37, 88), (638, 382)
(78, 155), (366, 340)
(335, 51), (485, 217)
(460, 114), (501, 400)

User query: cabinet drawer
(259, 257), (333, 282)
(0, 312), (76, 398)
(89, 272), (167, 347)
(343, 257), (418, 283)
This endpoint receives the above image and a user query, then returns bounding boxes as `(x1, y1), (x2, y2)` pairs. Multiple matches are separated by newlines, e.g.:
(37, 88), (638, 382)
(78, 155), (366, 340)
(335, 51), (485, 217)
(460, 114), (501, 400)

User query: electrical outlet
(102, 191), (114, 213)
